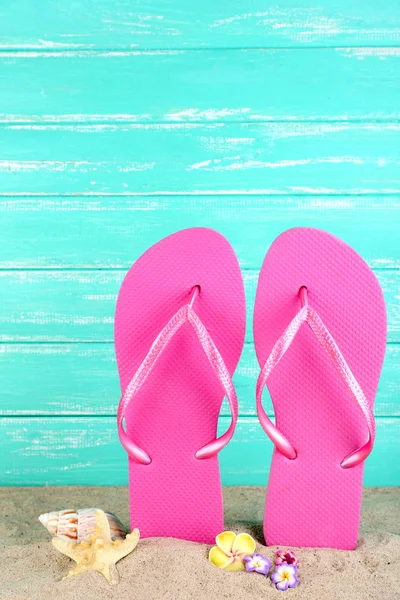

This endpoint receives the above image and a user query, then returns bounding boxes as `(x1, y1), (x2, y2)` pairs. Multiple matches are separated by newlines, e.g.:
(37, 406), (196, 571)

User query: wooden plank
(1, 195), (399, 269)
(1, 342), (399, 417)
(1, 416), (398, 486)
(0, 269), (399, 343)
(1, 49), (400, 124)
(1, 122), (400, 195)
(0, 1), (400, 49)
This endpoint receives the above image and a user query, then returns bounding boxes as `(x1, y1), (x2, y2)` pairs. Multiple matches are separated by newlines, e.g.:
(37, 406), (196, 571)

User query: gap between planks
(4, 119), (400, 126)
(2, 191), (400, 197)
(0, 266), (397, 271)
(1, 46), (400, 54)
(1, 414), (398, 420)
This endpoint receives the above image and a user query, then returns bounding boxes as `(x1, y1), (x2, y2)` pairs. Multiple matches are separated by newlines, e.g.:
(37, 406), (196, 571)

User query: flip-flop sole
(115, 228), (245, 543)
(254, 228), (386, 549)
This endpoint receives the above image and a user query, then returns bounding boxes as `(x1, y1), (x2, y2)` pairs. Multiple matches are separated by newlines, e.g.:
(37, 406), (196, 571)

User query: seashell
(38, 508), (127, 542)
(52, 509), (140, 584)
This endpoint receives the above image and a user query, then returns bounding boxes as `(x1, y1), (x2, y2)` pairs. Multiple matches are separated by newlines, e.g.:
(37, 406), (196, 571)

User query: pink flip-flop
(254, 228), (387, 549)
(115, 228), (245, 543)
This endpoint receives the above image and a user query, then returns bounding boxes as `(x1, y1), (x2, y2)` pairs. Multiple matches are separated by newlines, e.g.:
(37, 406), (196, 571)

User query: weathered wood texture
(1, 343), (399, 417)
(0, 1), (398, 486)
(1, 123), (400, 194)
(0, 49), (399, 123)
(0, 269), (399, 343)
(1, 196), (399, 269)
(0, 2), (400, 49)
(1, 417), (398, 486)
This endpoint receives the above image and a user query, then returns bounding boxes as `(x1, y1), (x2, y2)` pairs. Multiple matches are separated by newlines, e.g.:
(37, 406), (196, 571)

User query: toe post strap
(256, 287), (375, 469)
(117, 286), (238, 464)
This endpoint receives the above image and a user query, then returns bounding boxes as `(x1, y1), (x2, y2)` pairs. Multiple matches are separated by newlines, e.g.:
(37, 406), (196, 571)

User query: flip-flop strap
(256, 292), (375, 469)
(117, 297), (238, 465)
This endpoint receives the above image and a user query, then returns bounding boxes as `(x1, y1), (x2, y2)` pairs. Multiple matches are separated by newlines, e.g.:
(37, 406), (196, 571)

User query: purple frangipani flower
(276, 549), (299, 567)
(243, 553), (272, 575)
(271, 563), (299, 591)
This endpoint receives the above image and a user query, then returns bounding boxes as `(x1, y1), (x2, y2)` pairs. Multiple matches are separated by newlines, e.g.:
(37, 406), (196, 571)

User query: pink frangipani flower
(243, 553), (272, 575)
(276, 549), (299, 567)
(271, 563), (299, 591)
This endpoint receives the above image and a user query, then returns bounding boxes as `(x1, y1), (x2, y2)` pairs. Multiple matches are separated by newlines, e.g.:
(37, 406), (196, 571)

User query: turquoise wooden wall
(1, 1), (399, 486)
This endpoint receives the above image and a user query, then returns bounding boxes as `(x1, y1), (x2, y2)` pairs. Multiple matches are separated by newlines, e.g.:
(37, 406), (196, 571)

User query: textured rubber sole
(254, 228), (386, 549)
(115, 228), (245, 543)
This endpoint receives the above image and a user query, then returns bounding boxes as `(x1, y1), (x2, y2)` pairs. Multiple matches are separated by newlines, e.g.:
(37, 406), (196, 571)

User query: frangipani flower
(209, 531), (256, 571)
(271, 563), (299, 591)
(276, 549), (299, 567)
(243, 553), (272, 575)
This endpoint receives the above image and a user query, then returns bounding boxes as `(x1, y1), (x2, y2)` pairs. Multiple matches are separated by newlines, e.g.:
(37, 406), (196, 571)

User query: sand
(0, 486), (399, 600)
